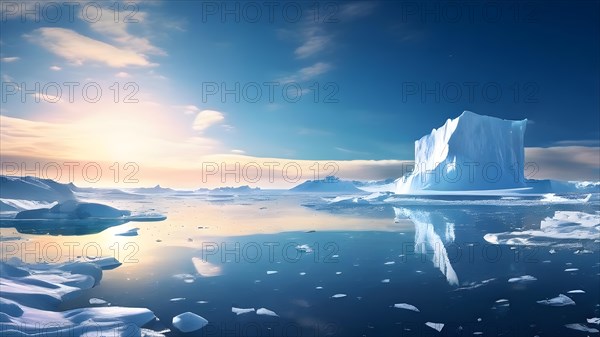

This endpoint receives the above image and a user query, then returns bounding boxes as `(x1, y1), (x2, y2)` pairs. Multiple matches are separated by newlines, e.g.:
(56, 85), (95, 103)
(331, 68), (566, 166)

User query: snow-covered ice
(564, 323), (599, 333)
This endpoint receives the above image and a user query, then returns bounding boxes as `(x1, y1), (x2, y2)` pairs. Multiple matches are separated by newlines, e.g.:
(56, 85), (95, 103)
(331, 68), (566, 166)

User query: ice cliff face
(396, 111), (527, 193)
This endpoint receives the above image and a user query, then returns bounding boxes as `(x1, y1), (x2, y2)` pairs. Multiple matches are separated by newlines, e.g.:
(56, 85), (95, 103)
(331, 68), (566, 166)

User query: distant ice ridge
(0, 258), (160, 336)
(396, 111), (527, 194)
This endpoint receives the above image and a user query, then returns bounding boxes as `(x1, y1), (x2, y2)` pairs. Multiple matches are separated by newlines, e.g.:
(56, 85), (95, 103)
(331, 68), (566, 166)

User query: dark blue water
(57, 198), (600, 337)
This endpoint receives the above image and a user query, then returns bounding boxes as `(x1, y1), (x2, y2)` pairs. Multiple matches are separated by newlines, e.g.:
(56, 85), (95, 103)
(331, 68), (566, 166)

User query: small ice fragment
(295, 244), (313, 253)
(170, 298), (186, 302)
(196, 301), (209, 304)
(564, 268), (579, 272)
(256, 308), (278, 317)
(332, 255), (339, 258)
(384, 261), (395, 265)
(567, 290), (585, 294)
(89, 298), (108, 305)
(508, 275), (537, 283)
(299, 272), (306, 276)
(335, 272), (342, 275)
(331, 294), (347, 299)
(587, 317), (600, 325)
(172, 312), (208, 333)
(549, 249), (556, 254)
(425, 322), (444, 332)
(564, 323), (599, 333)
(173, 274), (196, 283)
(477, 318), (482, 322)
(116, 228), (139, 236)
(232, 307), (255, 315)
(473, 332), (483, 335)
(393, 303), (419, 312)
(316, 286), (323, 289)
(382, 279), (390, 283)
(537, 294), (575, 306)
(266, 271), (278, 275)
(495, 299), (509, 303)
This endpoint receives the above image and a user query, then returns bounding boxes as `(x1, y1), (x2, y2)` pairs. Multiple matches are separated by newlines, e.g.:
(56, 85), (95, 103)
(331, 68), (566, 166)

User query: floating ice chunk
(565, 323), (599, 333)
(299, 272), (306, 276)
(196, 300), (209, 304)
(567, 290), (585, 294)
(384, 261), (395, 265)
(508, 275), (537, 283)
(170, 298), (186, 302)
(495, 299), (509, 303)
(266, 271), (278, 275)
(537, 294), (575, 306)
(77, 256), (122, 270)
(232, 307), (255, 315)
(381, 279), (390, 283)
(587, 317), (600, 325)
(89, 298), (108, 305)
(173, 273), (196, 283)
(335, 272), (342, 275)
(549, 249), (556, 254)
(192, 257), (222, 277)
(393, 303), (419, 312)
(295, 244), (313, 253)
(316, 286), (323, 290)
(256, 308), (278, 317)
(116, 228), (139, 236)
(331, 294), (347, 299)
(172, 312), (209, 332)
(141, 328), (169, 337)
(425, 322), (444, 332)
(564, 268), (579, 272)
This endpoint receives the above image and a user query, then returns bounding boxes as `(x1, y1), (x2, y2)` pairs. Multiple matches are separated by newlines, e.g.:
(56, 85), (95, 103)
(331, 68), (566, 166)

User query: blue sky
(0, 1), (598, 187)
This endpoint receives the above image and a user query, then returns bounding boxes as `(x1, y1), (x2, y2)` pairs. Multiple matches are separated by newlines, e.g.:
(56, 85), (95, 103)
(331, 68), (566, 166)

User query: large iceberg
(396, 111), (528, 194)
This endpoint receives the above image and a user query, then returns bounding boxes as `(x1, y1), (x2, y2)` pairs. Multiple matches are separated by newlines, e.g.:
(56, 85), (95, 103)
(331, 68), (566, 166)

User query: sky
(0, 1), (598, 188)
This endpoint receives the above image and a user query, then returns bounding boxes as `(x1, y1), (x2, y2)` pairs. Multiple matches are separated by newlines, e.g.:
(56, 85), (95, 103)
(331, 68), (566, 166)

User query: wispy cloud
(49, 65), (62, 71)
(280, 62), (332, 83)
(27, 28), (155, 67)
(1, 56), (19, 62)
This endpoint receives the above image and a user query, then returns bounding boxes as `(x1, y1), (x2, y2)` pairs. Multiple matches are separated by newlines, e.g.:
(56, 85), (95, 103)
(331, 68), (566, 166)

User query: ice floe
(0, 258), (157, 336)
(331, 294), (347, 299)
(232, 307), (255, 315)
(508, 275), (537, 283)
(536, 294), (575, 306)
(266, 270), (278, 275)
(425, 322), (444, 332)
(393, 303), (419, 312)
(484, 211), (600, 247)
(89, 298), (109, 305)
(256, 308), (278, 317)
(116, 228), (140, 236)
(567, 290), (585, 294)
(172, 312), (208, 332)
(564, 323), (599, 333)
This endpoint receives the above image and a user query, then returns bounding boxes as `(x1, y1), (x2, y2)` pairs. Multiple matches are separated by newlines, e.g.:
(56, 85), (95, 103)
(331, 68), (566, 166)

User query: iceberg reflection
(395, 207), (459, 286)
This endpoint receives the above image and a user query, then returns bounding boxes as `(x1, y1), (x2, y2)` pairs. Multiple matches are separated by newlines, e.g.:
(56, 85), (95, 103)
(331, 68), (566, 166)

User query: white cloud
(115, 71), (131, 78)
(525, 146), (600, 181)
(49, 65), (62, 71)
(1, 57), (19, 62)
(175, 105), (201, 115)
(339, 2), (377, 20)
(295, 34), (331, 59)
(28, 28), (154, 67)
(231, 149), (245, 154)
(280, 62), (332, 83)
(193, 110), (225, 131)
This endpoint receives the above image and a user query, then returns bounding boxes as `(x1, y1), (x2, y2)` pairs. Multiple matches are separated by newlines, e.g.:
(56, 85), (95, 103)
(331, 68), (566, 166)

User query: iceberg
(256, 308), (278, 317)
(393, 303), (420, 312)
(396, 111), (527, 194)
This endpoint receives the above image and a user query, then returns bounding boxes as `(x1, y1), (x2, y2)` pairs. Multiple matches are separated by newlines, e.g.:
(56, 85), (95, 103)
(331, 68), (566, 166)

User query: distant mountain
(0, 175), (75, 202)
(209, 185), (260, 194)
(290, 176), (366, 193)
(128, 185), (176, 194)
(352, 178), (396, 187)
